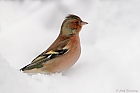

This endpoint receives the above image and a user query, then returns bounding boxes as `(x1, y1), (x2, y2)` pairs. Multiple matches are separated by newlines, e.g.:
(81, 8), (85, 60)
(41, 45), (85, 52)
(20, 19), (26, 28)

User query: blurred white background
(0, 0), (140, 93)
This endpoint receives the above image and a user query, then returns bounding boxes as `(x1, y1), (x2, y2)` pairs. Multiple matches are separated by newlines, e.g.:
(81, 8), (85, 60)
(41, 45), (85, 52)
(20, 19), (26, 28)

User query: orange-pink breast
(43, 34), (81, 73)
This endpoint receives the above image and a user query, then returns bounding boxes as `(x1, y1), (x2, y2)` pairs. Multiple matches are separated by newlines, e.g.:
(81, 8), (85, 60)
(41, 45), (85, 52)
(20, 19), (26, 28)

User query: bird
(20, 14), (88, 74)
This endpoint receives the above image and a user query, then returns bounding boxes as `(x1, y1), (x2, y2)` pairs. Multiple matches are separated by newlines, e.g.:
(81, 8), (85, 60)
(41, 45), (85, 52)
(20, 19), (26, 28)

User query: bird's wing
(21, 37), (70, 71)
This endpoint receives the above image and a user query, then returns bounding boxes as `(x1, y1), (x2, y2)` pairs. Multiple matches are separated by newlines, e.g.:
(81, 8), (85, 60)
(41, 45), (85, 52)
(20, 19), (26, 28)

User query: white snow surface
(0, 0), (140, 93)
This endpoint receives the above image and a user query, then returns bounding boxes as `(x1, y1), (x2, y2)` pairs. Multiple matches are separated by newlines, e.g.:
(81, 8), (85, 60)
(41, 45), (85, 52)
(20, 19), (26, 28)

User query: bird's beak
(80, 21), (88, 26)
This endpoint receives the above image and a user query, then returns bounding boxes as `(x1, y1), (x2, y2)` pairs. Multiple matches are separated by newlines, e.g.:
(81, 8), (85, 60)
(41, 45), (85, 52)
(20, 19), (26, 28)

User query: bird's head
(60, 14), (88, 36)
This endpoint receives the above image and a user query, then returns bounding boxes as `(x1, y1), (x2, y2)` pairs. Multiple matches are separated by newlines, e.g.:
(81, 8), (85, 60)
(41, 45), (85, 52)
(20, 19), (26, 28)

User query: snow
(0, 0), (140, 93)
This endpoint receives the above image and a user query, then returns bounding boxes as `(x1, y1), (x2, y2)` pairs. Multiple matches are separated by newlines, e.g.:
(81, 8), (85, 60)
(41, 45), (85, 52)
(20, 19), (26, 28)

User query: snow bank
(0, 56), (33, 93)
(0, 56), (98, 93)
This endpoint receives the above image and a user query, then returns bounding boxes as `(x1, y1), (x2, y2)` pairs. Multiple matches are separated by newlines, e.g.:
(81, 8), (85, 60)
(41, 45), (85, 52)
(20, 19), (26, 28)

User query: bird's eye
(75, 21), (79, 24)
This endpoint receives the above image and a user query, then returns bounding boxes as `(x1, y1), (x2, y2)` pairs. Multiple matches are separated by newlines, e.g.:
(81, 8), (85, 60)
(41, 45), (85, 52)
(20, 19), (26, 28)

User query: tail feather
(20, 65), (29, 71)
(20, 62), (44, 71)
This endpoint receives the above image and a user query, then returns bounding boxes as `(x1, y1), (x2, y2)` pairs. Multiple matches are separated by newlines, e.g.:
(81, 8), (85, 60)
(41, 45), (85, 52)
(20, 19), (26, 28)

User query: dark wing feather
(20, 49), (68, 71)
(20, 41), (68, 71)
(20, 35), (71, 71)
(20, 54), (50, 71)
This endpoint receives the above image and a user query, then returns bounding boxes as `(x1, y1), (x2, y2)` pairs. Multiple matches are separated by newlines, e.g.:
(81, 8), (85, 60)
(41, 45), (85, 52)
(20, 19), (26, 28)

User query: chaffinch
(20, 14), (88, 74)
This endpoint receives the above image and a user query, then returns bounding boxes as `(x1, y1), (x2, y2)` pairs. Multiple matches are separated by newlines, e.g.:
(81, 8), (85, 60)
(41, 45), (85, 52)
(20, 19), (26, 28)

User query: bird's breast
(62, 34), (81, 67)
(43, 34), (81, 73)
